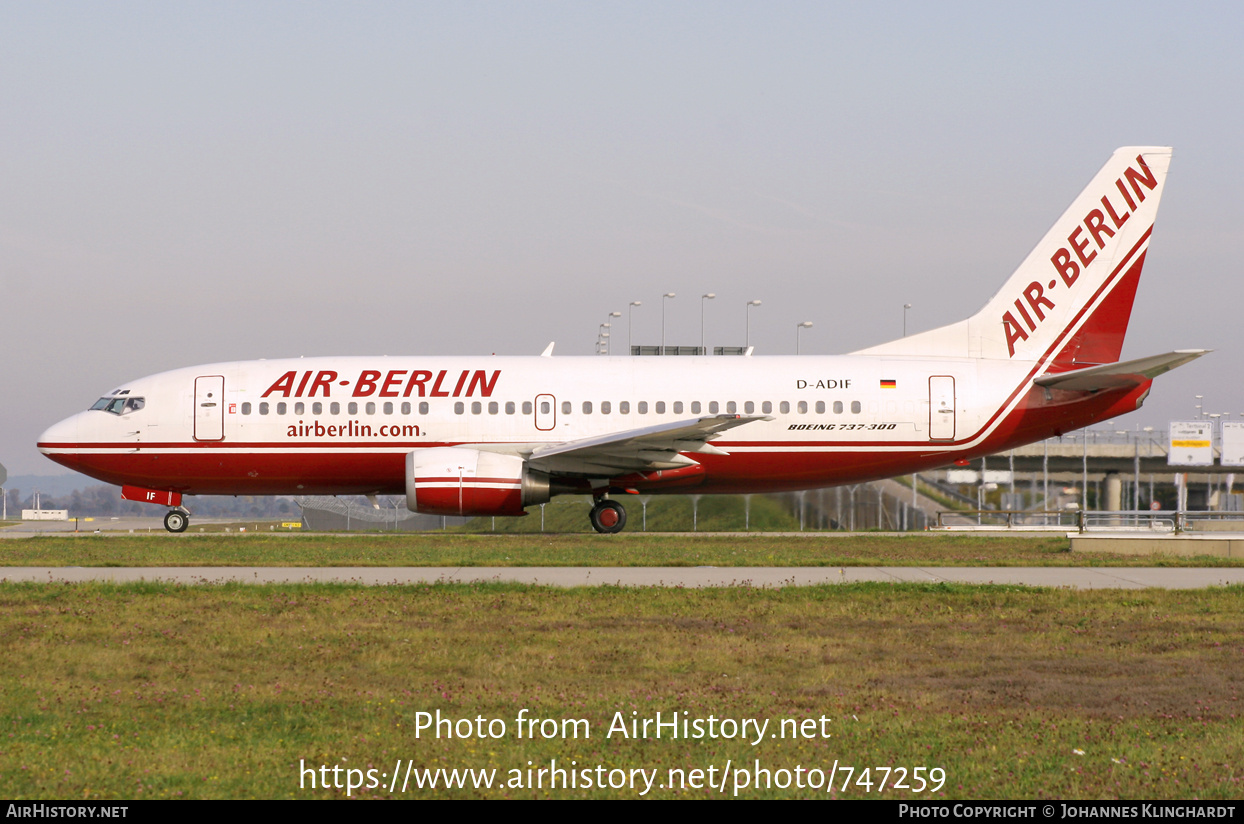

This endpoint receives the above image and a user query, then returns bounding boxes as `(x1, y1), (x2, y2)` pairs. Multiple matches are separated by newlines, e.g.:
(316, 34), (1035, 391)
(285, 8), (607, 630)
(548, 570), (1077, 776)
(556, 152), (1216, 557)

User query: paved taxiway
(3, 566), (1243, 588)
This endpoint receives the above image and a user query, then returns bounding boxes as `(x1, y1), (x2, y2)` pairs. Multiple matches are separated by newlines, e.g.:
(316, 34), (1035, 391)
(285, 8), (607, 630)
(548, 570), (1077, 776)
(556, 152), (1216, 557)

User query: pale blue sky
(4, 1), (1242, 474)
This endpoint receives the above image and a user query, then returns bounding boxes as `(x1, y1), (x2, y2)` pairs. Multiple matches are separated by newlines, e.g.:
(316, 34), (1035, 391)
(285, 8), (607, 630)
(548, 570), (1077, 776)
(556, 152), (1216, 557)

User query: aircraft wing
(1034, 350), (1209, 392)
(527, 414), (772, 475)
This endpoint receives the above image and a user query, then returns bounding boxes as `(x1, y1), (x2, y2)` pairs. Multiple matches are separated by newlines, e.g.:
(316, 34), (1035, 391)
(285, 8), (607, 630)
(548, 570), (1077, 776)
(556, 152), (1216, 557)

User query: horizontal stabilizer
(1033, 350), (1209, 392)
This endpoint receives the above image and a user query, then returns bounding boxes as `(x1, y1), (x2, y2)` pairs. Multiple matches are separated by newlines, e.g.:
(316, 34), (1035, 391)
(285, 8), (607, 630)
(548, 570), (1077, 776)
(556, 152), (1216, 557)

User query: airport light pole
(661, 293), (675, 354)
(745, 300), (762, 350)
(796, 321), (813, 354)
(628, 301), (641, 354)
(606, 312), (620, 355)
(700, 293), (715, 354)
(903, 303), (912, 336)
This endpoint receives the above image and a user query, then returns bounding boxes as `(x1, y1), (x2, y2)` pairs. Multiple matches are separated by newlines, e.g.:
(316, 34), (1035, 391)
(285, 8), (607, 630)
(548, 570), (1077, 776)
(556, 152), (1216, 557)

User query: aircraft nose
(37, 414), (81, 454)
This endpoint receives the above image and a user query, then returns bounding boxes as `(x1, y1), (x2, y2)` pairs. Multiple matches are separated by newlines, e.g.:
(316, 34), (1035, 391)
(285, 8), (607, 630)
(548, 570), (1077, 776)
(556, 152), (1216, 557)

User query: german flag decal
(880, 379), (897, 389)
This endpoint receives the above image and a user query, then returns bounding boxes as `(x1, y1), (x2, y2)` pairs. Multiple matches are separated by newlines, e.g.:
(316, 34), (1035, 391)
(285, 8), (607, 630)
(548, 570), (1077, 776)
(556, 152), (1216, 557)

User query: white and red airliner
(39, 147), (1204, 533)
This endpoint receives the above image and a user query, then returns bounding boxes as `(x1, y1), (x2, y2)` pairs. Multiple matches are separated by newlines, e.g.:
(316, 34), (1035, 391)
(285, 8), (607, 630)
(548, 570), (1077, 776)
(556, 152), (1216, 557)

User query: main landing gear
(589, 499), (627, 534)
(163, 509), (191, 533)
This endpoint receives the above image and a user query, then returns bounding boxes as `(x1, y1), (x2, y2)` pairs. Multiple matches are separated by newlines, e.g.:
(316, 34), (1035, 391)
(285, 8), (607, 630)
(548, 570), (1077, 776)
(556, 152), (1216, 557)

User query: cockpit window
(90, 397), (145, 415)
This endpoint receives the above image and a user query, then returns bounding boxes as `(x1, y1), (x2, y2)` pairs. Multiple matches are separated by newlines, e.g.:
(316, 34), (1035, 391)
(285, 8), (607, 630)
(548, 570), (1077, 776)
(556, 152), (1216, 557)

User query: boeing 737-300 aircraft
(39, 147), (1205, 533)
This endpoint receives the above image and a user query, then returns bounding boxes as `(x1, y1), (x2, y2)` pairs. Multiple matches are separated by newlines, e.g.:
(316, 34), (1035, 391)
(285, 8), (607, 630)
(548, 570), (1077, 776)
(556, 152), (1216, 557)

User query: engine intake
(406, 448), (550, 517)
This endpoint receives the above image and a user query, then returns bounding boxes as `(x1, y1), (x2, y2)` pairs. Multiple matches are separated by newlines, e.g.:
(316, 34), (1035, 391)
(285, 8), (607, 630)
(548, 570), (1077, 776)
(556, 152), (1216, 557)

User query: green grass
(1, 582), (1241, 799)
(2, 532), (1242, 568)
(462, 494), (803, 533)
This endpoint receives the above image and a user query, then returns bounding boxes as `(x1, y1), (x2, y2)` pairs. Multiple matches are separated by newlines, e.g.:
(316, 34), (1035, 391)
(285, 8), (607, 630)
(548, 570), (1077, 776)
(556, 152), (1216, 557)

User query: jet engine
(406, 447), (551, 517)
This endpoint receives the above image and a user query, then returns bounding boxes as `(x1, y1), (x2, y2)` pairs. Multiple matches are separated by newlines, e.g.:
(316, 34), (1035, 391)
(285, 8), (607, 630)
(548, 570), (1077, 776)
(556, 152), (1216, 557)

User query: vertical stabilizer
(854, 146), (1172, 366)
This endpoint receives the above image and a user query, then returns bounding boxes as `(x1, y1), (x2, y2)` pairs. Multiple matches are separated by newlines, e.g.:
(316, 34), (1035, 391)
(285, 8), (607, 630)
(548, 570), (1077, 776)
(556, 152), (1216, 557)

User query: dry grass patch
(0, 582), (1241, 799)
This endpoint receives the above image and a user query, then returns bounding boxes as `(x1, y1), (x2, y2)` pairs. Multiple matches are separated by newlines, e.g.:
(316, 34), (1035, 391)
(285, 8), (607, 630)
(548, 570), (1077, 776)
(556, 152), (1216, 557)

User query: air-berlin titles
(1002, 153), (1158, 358)
(261, 369), (501, 399)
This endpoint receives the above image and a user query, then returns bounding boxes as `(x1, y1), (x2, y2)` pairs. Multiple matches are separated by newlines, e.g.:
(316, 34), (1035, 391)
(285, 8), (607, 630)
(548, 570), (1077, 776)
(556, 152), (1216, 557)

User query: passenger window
(507, 402), (516, 414)
(744, 401), (755, 414)
(418, 402), (428, 415)
(691, 401), (701, 414)
(583, 402), (592, 414)
(454, 402), (464, 414)
(366, 402), (376, 415)
(851, 401), (861, 414)
(522, 401), (532, 415)
(673, 401), (683, 414)
(383, 402), (393, 415)
(780, 401), (789, 414)
(242, 402), (252, 415)
(709, 402), (719, 414)
(834, 401), (843, 414)
(488, 402), (498, 414)
(725, 401), (736, 413)
(762, 401), (771, 414)
(313, 402), (323, 415)
(540, 401), (550, 414)
(277, 402), (287, 415)
(638, 401), (648, 414)
(295, 402), (305, 415)
(601, 401), (611, 414)
(330, 402), (340, 415)
(348, 402), (358, 415)
(260, 402), (269, 415)
(561, 401), (571, 414)
(619, 401), (629, 414)
(655, 401), (666, 414)
(816, 401), (825, 414)
(471, 402), (482, 414)
(798, 401), (807, 414)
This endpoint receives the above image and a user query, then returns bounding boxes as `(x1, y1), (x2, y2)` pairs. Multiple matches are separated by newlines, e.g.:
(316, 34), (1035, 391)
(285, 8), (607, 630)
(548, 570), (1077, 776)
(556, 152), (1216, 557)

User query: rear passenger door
(928, 376), (955, 441)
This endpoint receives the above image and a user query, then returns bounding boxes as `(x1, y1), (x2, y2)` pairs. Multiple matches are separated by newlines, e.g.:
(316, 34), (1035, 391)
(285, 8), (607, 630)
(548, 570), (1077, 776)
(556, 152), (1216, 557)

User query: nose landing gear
(589, 499), (627, 534)
(163, 509), (191, 533)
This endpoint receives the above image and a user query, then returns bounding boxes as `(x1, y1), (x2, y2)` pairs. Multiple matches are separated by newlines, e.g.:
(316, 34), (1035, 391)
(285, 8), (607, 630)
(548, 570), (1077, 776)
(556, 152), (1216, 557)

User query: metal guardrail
(936, 509), (1244, 533)
(935, 510), (1078, 529)
(1079, 512), (1176, 532)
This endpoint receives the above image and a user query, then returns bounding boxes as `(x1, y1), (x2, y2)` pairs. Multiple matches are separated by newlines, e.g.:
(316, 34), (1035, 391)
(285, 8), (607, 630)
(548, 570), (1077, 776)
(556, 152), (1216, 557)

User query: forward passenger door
(194, 376), (225, 441)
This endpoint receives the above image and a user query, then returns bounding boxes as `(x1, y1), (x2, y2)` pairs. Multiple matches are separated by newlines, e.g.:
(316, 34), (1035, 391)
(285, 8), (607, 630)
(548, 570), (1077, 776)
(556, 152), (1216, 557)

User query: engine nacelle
(406, 447), (551, 517)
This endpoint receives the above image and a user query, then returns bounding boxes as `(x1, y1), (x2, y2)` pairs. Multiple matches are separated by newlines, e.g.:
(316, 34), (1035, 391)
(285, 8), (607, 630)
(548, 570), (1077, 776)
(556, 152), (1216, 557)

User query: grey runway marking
(2, 567), (1244, 589)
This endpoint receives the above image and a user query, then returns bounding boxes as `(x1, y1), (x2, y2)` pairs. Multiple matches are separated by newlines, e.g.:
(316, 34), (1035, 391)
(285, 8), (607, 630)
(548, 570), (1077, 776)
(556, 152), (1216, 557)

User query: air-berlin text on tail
(261, 369), (501, 399)
(1002, 153), (1158, 357)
